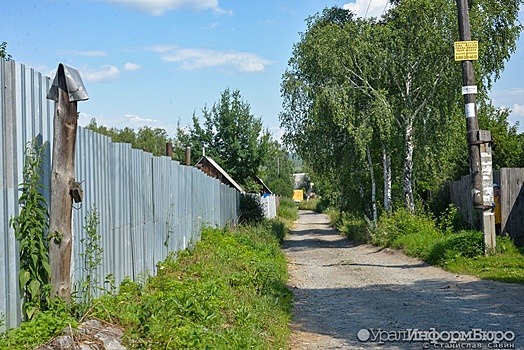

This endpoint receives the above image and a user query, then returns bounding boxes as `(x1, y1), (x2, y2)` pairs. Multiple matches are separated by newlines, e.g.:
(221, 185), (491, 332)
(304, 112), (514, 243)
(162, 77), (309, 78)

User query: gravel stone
(283, 210), (524, 349)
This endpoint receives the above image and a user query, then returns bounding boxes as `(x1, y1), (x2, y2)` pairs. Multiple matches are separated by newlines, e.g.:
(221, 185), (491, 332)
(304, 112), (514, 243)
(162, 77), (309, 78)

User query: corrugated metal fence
(449, 168), (524, 246)
(0, 59), (240, 331)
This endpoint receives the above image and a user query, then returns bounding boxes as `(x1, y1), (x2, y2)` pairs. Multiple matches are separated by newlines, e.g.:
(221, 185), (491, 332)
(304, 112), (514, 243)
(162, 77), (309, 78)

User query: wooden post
(185, 146), (191, 166)
(480, 130), (496, 254)
(47, 64), (88, 299)
(165, 142), (173, 157)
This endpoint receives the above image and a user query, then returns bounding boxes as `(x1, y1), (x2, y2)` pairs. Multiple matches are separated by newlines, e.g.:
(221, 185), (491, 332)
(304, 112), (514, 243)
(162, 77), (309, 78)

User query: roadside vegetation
(278, 197), (299, 225)
(89, 222), (292, 350)
(297, 198), (319, 211)
(1, 198), (297, 349)
(279, 1), (524, 287)
(0, 221), (293, 349)
(329, 206), (524, 285)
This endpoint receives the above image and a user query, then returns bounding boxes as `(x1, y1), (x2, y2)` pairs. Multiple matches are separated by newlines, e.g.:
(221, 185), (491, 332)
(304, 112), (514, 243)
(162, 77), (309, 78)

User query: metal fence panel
(0, 60), (240, 330)
(0, 59), (21, 331)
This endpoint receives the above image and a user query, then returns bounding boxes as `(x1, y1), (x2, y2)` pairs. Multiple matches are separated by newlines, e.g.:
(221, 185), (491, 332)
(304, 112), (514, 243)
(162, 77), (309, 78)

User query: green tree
(260, 139), (294, 197)
(86, 119), (173, 157)
(188, 88), (271, 190)
(478, 101), (524, 169)
(0, 41), (12, 61)
(280, 1), (523, 216)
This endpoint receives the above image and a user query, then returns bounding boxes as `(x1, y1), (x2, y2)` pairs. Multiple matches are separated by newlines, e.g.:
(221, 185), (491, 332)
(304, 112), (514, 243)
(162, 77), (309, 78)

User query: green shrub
(325, 208), (341, 228)
(239, 194), (265, 225)
(10, 140), (51, 321)
(427, 231), (484, 267)
(270, 220), (289, 244)
(0, 301), (76, 349)
(371, 209), (438, 247)
(337, 213), (370, 243)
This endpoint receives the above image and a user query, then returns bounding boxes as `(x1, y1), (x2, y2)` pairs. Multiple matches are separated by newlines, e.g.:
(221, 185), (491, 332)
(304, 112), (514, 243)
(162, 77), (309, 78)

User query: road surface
(283, 210), (523, 349)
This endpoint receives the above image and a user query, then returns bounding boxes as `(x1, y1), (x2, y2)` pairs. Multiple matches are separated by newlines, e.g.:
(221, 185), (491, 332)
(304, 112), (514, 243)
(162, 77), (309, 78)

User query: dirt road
(283, 210), (524, 350)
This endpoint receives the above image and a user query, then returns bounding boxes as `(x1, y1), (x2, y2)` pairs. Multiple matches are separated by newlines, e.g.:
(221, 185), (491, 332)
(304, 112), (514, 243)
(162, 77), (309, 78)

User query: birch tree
(281, 0), (523, 215)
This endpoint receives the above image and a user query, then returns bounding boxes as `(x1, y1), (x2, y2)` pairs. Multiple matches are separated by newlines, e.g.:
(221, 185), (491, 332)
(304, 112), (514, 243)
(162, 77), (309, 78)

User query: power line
(364, 0), (373, 18)
(381, 0), (390, 17)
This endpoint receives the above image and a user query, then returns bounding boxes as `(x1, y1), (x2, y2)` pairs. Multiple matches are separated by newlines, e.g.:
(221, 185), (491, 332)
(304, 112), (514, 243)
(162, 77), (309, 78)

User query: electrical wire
(364, 0), (373, 18)
(381, 0), (390, 17)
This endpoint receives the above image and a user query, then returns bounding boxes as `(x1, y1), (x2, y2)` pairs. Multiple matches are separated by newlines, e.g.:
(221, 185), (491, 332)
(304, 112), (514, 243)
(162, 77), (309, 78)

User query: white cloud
(268, 126), (285, 143)
(81, 65), (120, 83)
(342, 0), (390, 18)
(106, 0), (232, 16)
(124, 62), (142, 71)
(124, 114), (159, 123)
(78, 112), (179, 135)
(488, 88), (524, 132)
(511, 103), (524, 116)
(57, 49), (108, 57)
(151, 45), (270, 72)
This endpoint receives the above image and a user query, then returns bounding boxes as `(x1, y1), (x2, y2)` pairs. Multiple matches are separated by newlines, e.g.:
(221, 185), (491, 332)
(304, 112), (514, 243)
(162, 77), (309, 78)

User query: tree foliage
(259, 139), (294, 197)
(186, 88), (271, 191)
(86, 119), (174, 157)
(280, 1), (524, 218)
(0, 41), (12, 61)
(478, 101), (524, 169)
(85, 89), (292, 196)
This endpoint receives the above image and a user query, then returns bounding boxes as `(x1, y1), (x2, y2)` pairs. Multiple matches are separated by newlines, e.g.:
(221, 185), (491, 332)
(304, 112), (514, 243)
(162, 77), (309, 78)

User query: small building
(195, 156), (245, 194)
(254, 176), (273, 196)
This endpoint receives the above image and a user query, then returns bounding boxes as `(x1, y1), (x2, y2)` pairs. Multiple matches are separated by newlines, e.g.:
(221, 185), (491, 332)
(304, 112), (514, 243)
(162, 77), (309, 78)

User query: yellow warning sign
(454, 41), (478, 61)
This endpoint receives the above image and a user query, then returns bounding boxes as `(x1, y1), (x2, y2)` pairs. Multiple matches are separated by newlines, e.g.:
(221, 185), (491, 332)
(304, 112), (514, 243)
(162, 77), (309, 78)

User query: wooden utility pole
(456, 0), (496, 254)
(47, 64), (88, 299)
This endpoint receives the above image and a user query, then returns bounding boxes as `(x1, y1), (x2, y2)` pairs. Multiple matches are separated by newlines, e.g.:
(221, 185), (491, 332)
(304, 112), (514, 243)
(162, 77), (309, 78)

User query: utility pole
(456, 0), (496, 254)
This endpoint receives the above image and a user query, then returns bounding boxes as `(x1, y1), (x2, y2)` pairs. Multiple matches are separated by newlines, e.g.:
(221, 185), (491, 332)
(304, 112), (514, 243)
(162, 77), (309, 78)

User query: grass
(0, 221), (292, 350)
(332, 208), (524, 284)
(297, 198), (320, 211)
(444, 236), (524, 284)
(93, 223), (292, 349)
(92, 223), (292, 349)
(278, 197), (299, 225)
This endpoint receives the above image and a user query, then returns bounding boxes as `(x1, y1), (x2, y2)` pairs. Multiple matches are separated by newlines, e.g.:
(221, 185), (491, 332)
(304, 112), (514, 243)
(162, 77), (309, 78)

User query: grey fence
(449, 168), (524, 246)
(0, 59), (240, 331)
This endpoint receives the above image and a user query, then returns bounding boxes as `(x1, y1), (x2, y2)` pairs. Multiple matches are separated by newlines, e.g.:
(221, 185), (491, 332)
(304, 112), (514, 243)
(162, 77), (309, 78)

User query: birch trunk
(403, 119), (415, 213)
(383, 147), (392, 212)
(367, 146), (378, 225)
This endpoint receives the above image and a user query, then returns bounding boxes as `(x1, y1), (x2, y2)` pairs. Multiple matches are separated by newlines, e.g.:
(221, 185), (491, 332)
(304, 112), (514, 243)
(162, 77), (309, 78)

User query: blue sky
(2, 0), (523, 139)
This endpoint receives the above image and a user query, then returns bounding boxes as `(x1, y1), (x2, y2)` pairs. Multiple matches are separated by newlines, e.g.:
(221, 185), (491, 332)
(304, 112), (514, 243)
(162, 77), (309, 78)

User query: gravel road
(283, 210), (524, 350)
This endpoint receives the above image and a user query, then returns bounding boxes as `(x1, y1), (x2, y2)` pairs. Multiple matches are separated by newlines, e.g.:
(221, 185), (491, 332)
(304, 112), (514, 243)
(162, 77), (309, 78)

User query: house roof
(254, 176), (272, 194)
(195, 156), (245, 194)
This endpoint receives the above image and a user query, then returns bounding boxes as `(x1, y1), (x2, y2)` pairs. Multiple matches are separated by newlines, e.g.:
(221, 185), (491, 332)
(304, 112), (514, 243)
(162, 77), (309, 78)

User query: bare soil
(283, 210), (524, 350)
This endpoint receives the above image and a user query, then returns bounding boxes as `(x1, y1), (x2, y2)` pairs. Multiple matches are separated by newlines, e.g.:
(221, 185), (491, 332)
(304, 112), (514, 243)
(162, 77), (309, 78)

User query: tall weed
(10, 140), (51, 321)
(91, 225), (291, 349)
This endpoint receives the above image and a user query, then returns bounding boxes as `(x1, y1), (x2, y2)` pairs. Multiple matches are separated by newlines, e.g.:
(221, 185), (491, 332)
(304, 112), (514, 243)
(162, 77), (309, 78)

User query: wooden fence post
(479, 130), (496, 254)
(46, 64), (88, 299)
